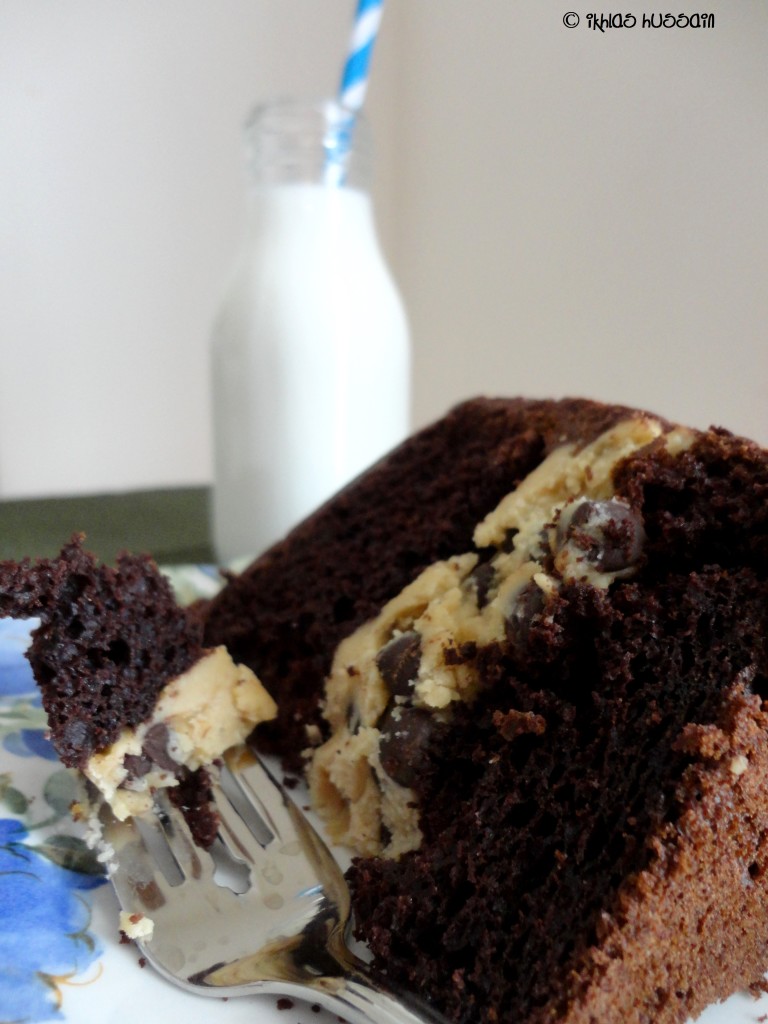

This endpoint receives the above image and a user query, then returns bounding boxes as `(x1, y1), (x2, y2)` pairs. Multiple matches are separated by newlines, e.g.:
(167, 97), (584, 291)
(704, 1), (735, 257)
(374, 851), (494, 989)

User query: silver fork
(95, 745), (449, 1024)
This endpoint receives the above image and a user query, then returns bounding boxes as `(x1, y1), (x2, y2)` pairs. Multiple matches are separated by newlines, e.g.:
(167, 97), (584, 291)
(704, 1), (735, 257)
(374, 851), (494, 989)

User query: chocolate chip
(346, 703), (361, 732)
(62, 717), (93, 753)
(123, 753), (152, 779)
(500, 528), (519, 553)
(376, 631), (422, 698)
(142, 723), (178, 772)
(378, 705), (436, 788)
(505, 581), (548, 650)
(465, 561), (496, 608)
(443, 641), (478, 667)
(558, 499), (645, 573)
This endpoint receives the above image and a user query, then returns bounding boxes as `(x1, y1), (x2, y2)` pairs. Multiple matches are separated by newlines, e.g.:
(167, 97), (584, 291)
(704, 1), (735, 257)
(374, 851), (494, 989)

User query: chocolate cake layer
(0, 536), (203, 768)
(205, 397), (768, 1024)
(344, 425), (768, 1024)
(203, 397), (644, 766)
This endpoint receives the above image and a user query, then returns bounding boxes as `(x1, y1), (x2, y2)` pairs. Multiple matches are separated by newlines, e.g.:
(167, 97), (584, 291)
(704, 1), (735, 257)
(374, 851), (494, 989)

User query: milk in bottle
(210, 99), (410, 563)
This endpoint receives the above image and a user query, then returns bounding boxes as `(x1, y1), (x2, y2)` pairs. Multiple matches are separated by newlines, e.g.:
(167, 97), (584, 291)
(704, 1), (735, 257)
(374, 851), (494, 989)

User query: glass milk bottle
(210, 98), (410, 564)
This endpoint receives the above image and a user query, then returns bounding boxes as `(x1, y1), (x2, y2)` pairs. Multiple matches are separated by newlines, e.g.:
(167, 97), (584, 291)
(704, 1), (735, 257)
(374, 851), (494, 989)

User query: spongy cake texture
(0, 537), (203, 768)
(203, 397), (768, 1024)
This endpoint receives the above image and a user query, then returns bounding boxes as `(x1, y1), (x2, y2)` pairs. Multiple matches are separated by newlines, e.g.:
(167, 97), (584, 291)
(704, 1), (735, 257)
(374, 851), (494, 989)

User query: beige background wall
(1, 1), (766, 500)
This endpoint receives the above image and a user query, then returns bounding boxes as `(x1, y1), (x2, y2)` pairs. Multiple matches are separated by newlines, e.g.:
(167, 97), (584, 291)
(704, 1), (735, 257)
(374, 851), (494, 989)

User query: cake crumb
(675, 722), (729, 760)
(493, 708), (547, 741)
(70, 800), (87, 822)
(276, 997), (295, 1011)
(305, 723), (323, 746)
(119, 910), (155, 941)
(729, 754), (749, 776)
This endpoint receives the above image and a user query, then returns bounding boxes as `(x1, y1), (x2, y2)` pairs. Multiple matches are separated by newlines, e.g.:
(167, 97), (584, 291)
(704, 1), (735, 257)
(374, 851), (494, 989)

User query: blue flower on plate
(0, 628), (52, 772)
(3, 728), (59, 761)
(0, 818), (103, 1023)
(0, 617), (38, 698)
(0, 617), (57, 764)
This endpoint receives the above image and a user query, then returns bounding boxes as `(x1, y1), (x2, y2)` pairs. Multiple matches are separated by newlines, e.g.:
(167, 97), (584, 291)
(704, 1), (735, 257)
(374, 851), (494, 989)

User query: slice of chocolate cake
(203, 397), (641, 768)
(0, 536), (276, 844)
(203, 397), (768, 1024)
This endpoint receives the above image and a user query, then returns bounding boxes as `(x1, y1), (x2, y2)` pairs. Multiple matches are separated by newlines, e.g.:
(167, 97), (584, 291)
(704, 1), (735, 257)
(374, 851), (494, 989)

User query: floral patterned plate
(0, 570), (766, 1024)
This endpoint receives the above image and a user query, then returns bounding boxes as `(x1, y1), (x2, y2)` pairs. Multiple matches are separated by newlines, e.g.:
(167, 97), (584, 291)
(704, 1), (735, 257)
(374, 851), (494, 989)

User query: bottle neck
(243, 98), (373, 192)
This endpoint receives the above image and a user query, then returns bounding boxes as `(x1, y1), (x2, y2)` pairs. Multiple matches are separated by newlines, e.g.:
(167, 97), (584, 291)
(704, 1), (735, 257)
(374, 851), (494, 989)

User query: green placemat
(0, 488), (213, 565)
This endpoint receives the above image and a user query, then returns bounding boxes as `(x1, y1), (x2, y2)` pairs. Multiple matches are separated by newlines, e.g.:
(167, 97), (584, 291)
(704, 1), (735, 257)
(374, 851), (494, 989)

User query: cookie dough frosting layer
(309, 416), (695, 857)
(86, 645), (276, 819)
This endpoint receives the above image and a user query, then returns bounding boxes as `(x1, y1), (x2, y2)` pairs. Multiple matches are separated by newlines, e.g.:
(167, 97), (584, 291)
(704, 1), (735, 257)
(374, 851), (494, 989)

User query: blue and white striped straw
(339, 0), (384, 113)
